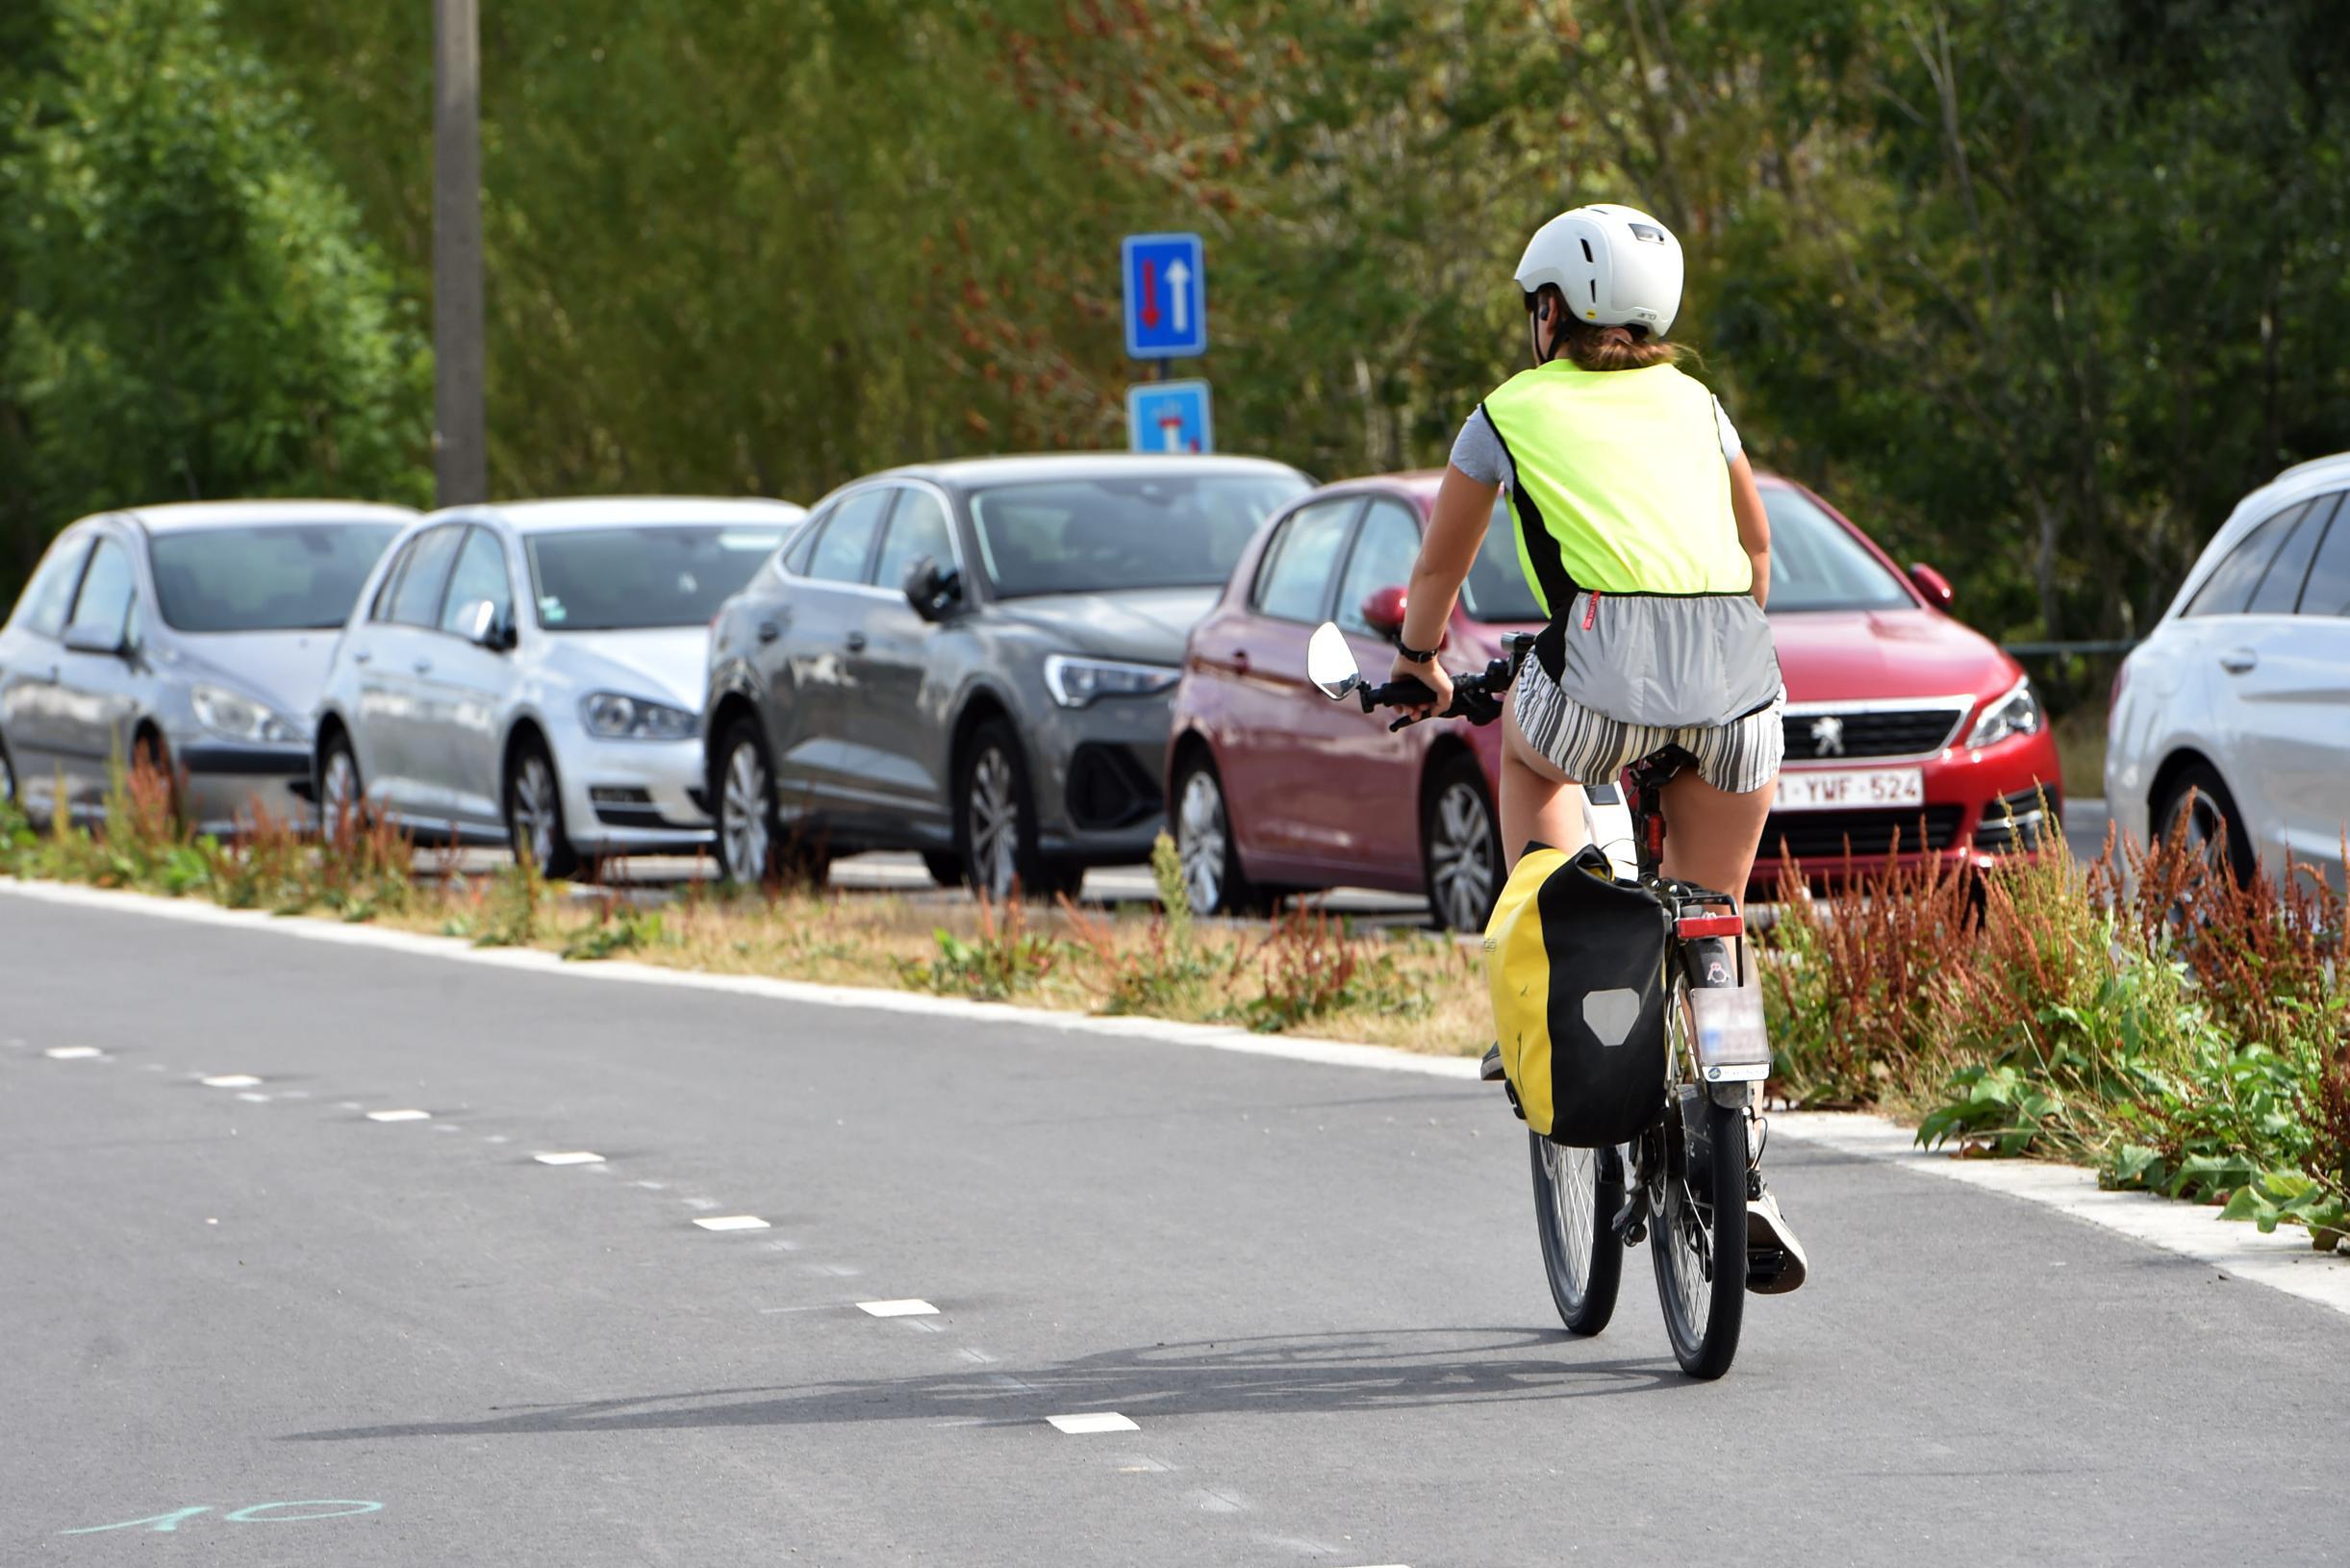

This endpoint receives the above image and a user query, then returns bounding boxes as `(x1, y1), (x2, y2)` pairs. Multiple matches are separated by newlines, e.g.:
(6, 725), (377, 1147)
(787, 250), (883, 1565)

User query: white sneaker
(1746, 1187), (1809, 1295)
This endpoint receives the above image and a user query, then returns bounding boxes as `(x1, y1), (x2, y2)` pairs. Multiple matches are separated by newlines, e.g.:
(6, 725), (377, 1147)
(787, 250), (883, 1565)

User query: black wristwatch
(1396, 640), (1438, 664)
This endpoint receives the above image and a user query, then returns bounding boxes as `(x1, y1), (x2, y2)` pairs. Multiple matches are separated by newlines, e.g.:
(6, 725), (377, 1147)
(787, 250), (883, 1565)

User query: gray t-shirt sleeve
(1450, 406), (1514, 487)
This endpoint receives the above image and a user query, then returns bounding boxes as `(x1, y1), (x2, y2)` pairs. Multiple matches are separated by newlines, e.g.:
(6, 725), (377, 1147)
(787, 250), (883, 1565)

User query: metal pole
(432, 0), (487, 506)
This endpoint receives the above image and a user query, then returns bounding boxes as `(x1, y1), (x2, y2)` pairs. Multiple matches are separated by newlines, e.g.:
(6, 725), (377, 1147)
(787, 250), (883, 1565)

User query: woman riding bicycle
(1388, 202), (1807, 1292)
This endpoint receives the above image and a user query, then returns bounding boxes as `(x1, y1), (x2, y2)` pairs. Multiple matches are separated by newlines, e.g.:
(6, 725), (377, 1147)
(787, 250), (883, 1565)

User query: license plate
(1776, 767), (1925, 812)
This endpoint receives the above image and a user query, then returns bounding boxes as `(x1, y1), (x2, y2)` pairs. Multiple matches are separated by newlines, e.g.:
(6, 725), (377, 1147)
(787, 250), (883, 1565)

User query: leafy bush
(901, 897), (1063, 1002)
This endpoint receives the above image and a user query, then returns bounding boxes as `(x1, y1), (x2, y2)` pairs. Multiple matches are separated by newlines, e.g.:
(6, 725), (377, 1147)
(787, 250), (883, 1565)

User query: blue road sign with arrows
(1126, 380), (1214, 454)
(1122, 233), (1207, 359)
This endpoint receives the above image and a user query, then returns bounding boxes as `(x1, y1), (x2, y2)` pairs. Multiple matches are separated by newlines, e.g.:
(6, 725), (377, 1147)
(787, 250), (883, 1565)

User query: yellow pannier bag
(1483, 844), (1671, 1148)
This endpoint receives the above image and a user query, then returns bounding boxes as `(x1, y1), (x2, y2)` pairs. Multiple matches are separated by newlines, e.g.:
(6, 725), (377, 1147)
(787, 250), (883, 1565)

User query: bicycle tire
(1529, 1133), (1625, 1336)
(1651, 984), (1749, 1378)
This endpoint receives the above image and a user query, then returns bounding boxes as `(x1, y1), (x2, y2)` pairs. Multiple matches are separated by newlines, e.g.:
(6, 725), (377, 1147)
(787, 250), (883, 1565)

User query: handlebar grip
(1360, 675), (1439, 711)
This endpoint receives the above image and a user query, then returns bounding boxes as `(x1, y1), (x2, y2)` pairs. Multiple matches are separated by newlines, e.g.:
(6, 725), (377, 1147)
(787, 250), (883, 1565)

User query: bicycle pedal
(1746, 1248), (1791, 1291)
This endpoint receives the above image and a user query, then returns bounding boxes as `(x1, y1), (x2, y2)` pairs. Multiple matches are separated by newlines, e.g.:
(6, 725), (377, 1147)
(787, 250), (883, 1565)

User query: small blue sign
(1126, 380), (1214, 454)
(1121, 232), (1207, 359)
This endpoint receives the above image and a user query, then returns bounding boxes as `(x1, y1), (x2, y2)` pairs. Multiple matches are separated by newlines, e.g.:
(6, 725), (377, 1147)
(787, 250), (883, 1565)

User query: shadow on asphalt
(284, 1328), (1690, 1442)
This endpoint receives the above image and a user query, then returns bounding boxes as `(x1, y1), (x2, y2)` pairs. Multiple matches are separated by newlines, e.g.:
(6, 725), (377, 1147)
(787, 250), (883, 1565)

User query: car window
(2244, 494), (2336, 615)
(150, 522), (400, 633)
(1761, 487), (1914, 612)
(438, 526), (514, 636)
(805, 490), (892, 584)
(1333, 502), (1422, 636)
(1251, 499), (1359, 623)
(1461, 497), (1545, 622)
(526, 525), (784, 630)
(2184, 502), (2306, 618)
(68, 537), (137, 643)
(11, 536), (90, 639)
(2294, 493), (2350, 617)
(872, 488), (953, 594)
(386, 525), (464, 628)
(970, 473), (1307, 598)
(367, 536), (417, 622)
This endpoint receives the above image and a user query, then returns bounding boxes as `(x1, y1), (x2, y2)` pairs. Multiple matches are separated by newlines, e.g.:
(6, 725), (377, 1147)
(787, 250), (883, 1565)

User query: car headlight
(1042, 654), (1179, 709)
(190, 683), (300, 745)
(1966, 675), (2044, 749)
(580, 692), (697, 741)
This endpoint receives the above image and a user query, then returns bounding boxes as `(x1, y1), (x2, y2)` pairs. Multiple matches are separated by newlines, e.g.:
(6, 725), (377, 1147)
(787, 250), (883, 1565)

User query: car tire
(1171, 749), (1261, 917)
(715, 718), (780, 884)
(957, 717), (1060, 902)
(0, 729), (16, 811)
(317, 730), (366, 840)
(922, 850), (964, 888)
(1423, 753), (1504, 932)
(506, 735), (581, 880)
(2155, 761), (2255, 887)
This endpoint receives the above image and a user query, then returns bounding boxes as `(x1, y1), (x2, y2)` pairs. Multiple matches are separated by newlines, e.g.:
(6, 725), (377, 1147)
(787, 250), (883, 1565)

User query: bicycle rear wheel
(1529, 1133), (1624, 1335)
(1651, 1083), (1749, 1379)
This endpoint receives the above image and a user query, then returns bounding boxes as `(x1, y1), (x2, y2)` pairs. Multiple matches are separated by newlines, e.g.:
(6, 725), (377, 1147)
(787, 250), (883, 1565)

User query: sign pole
(432, 0), (487, 507)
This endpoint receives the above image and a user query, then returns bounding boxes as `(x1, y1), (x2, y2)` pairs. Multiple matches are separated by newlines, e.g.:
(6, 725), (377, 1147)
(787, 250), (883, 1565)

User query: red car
(1166, 472), (2061, 925)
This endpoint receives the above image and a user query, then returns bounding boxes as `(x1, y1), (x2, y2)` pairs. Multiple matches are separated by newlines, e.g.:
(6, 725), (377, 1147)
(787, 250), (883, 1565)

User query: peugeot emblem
(1809, 715), (1846, 757)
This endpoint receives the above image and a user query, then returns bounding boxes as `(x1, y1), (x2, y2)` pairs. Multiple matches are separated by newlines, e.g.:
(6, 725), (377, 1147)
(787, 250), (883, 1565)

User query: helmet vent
(1589, 280), (1599, 303)
(1629, 223), (1666, 244)
(1579, 239), (1594, 264)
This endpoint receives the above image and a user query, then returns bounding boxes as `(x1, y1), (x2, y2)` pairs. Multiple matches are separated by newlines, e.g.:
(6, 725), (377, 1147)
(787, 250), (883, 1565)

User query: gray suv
(704, 454), (1308, 897)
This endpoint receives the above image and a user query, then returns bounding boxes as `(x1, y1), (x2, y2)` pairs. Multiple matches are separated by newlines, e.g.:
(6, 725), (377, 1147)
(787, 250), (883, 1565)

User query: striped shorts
(1512, 662), (1784, 796)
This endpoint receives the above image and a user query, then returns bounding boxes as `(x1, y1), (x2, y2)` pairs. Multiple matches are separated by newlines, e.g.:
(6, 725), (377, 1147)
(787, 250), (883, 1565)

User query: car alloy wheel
(2156, 761), (2253, 889)
(1176, 768), (1231, 914)
(319, 743), (362, 836)
(720, 734), (772, 883)
(507, 744), (578, 878)
(968, 744), (1021, 902)
(0, 740), (15, 808)
(1425, 761), (1502, 932)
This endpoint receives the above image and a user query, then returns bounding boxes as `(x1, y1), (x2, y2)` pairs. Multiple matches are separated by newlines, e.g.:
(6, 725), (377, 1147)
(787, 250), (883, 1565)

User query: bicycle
(1304, 620), (1777, 1379)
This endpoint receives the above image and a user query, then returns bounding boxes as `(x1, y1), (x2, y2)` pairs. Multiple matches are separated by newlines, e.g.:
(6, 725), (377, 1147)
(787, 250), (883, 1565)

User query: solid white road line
(856, 1299), (939, 1318)
(1047, 1412), (1139, 1434)
(693, 1215), (770, 1231)
(364, 1108), (431, 1123)
(199, 1074), (262, 1088)
(532, 1151), (605, 1166)
(43, 1046), (102, 1059)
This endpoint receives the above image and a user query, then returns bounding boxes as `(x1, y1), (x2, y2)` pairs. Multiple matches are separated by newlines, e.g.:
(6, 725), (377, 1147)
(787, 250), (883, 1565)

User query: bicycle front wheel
(1651, 1088), (1749, 1379)
(1529, 1132), (1624, 1336)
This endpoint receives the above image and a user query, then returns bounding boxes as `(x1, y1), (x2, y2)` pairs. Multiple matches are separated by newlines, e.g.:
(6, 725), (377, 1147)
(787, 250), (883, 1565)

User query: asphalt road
(9, 875), (2341, 1567)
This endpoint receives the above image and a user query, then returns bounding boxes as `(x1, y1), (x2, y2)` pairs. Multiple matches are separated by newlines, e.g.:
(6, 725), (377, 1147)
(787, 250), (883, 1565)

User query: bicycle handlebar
(1356, 633), (1538, 732)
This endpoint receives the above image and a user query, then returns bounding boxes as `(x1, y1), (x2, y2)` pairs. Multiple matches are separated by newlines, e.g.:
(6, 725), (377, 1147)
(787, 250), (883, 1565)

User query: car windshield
(526, 526), (787, 631)
(148, 523), (401, 633)
(1763, 487), (1916, 612)
(1460, 497), (1545, 622)
(969, 473), (1307, 598)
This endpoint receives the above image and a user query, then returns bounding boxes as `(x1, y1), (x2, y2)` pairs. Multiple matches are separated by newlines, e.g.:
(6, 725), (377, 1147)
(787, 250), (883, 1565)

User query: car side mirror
(1358, 585), (1408, 638)
(1908, 563), (1955, 613)
(903, 555), (962, 622)
(461, 598), (517, 651)
(62, 620), (127, 657)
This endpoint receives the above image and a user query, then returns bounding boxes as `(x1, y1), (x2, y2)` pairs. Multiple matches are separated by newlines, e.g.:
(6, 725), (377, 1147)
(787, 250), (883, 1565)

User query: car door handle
(414, 658), (434, 675)
(1230, 649), (1251, 674)
(757, 621), (779, 645)
(2219, 648), (2259, 674)
(352, 650), (372, 666)
(846, 631), (868, 653)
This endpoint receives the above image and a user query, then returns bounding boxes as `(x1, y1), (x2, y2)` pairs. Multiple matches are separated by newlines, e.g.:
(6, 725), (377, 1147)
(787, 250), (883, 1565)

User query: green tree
(1, 0), (428, 600)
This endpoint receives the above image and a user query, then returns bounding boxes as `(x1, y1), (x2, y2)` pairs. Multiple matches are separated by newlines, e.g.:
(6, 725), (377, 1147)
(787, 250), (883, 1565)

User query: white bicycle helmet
(1513, 203), (1684, 339)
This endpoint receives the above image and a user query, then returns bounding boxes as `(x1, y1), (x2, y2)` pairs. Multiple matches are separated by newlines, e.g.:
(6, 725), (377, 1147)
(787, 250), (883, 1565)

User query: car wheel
(317, 732), (366, 839)
(0, 731), (16, 811)
(2155, 761), (2255, 887)
(1172, 750), (1258, 917)
(922, 850), (964, 887)
(1423, 753), (1503, 932)
(506, 736), (580, 880)
(958, 717), (1058, 902)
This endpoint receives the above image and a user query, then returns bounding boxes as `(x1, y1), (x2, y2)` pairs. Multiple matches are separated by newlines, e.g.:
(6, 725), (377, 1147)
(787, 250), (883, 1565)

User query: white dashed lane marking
(44, 1047), (102, 1060)
(1047, 1412), (1139, 1434)
(364, 1108), (431, 1123)
(533, 1151), (604, 1166)
(236, 1092), (270, 1103)
(200, 1074), (262, 1088)
(855, 1299), (939, 1318)
(693, 1215), (770, 1232)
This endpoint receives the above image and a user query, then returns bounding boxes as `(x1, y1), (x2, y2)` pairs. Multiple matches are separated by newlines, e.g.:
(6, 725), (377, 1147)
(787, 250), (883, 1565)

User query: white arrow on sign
(1164, 259), (1192, 336)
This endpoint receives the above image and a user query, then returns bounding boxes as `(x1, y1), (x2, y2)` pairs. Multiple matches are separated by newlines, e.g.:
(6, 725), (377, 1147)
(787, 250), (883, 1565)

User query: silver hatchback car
(0, 501), (412, 831)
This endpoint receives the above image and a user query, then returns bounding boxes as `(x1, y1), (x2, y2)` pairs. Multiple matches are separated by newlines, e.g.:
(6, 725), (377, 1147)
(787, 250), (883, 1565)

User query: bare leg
(1500, 702), (1589, 871)
(1656, 767), (1776, 909)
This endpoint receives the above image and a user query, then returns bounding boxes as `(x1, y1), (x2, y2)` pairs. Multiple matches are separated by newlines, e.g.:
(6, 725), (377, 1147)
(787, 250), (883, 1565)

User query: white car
(314, 496), (804, 873)
(2107, 452), (2350, 887)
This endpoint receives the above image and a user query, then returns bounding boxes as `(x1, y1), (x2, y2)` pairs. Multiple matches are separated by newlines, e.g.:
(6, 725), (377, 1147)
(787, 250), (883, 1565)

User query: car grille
(1760, 805), (1965, 862)
(1973, 787), (2061, 852)
(1064, 743), (1162, 831)
(1781, 704), (1969, 761)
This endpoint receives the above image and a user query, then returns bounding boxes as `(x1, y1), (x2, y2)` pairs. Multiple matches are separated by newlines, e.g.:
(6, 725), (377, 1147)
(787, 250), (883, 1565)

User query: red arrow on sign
(1140, 261), (1161, 328)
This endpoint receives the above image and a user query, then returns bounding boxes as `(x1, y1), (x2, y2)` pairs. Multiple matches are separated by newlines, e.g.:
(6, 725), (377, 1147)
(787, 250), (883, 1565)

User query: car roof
(873, 452), (1309, 491)
(112, 499), (420, 533)
(429, 496), (809, 534)
(2163, 449), (2350, 620)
